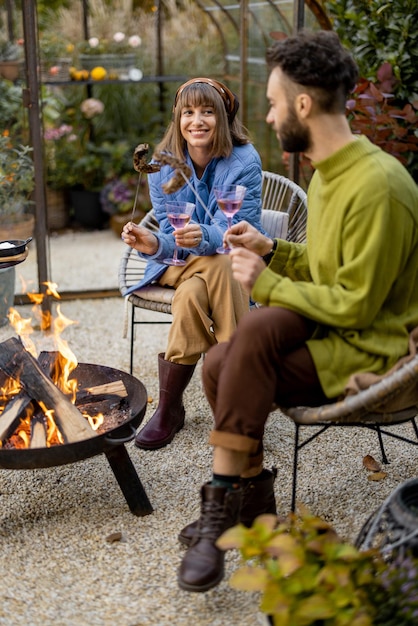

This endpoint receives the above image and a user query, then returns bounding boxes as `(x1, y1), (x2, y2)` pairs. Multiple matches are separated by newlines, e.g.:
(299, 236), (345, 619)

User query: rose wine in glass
(163, 201), (195, 266)
(214, 184), (247, 254)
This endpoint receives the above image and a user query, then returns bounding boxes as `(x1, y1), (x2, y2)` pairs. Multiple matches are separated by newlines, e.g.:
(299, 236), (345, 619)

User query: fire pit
(0, 338), (153, 517)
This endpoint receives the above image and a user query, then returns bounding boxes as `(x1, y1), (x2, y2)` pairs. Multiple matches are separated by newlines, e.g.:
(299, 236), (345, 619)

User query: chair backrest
(261, 171), (307, 244)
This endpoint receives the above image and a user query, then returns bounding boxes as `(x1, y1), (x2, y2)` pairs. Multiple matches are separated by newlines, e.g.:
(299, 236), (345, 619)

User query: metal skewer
(130, 172), (143, 225)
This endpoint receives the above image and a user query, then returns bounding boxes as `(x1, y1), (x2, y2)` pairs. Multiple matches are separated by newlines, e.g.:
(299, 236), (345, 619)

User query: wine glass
(214, 184), (247, 254)
(163, 201), (196, 266)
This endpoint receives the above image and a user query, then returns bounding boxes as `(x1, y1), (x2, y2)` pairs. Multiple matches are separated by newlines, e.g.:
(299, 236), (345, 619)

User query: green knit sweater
(252, 136), (418, 398)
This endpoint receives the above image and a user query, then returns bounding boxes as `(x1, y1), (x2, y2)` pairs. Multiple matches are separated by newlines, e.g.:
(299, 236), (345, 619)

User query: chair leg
(291, 424), (300, 512)
(129, 302), (135, 375)
(411, 418), (418, 440)
(376, 425), (389, 464)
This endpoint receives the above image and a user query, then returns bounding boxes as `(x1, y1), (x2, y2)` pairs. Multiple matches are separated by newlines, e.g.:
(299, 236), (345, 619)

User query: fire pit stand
(105, 438), (153, 516)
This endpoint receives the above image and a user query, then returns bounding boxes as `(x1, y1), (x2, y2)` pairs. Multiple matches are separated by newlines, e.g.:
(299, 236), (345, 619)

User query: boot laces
(196, 500), (230, 541)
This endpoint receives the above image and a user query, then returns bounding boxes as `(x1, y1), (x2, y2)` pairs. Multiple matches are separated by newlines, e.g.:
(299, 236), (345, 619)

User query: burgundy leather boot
(178, 468), (277, 546)
(178, 483), (241, 592)
(135, 353), (196, 450)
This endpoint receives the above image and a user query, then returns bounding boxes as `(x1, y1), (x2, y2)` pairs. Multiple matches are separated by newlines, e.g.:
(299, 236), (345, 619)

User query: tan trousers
(158, 255), (249, 365)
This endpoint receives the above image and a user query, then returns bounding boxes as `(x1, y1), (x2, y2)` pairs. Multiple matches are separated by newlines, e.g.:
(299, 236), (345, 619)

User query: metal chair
(118, 171), (308, 373)
(278, 354), (418, 512)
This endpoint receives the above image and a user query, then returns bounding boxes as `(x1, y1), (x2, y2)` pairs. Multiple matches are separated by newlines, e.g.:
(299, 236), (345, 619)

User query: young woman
(121, 77), (264, 450)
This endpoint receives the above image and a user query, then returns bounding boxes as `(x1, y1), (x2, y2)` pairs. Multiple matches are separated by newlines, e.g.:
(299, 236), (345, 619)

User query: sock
(211, 473), (240, 491)
(241, 469), (267, 483)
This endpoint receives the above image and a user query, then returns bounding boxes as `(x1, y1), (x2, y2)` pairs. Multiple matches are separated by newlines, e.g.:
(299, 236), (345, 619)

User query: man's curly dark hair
(266, 30), (359, 113)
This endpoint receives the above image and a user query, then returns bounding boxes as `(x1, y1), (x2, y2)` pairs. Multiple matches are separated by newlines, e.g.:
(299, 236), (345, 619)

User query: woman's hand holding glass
(163, 201), (196, 266)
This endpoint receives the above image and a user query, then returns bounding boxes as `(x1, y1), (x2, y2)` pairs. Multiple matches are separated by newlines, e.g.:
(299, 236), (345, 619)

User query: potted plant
(218, 508), (380, 625)
(39, 32), (74, 82)
(218, 504), (418, 625)
(0, 131), (35, 241)
(77, 32), (142, 79)
(0, 38), (24, 81)
(44, 95), (135, 229)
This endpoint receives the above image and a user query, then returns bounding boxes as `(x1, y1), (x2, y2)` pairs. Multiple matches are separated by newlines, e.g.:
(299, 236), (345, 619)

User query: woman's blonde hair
(154, 79), (250, 160)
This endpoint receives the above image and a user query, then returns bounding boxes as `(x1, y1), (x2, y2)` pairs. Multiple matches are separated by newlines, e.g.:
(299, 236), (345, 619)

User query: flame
(7, 308), (37, 357)
(1, 284), (108, 449)
(84, 412), (105, 431)
(0, 375), (22, 402)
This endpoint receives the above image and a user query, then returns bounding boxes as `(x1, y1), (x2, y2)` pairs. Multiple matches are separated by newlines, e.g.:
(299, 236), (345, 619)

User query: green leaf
(294, 594), (336, 621)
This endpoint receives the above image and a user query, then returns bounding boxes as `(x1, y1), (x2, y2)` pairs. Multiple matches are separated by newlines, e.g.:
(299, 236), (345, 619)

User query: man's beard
(278, 106), (311, 154)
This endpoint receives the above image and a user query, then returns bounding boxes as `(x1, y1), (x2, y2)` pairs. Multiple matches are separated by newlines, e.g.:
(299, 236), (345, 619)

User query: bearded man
(177, 29), (418, 593)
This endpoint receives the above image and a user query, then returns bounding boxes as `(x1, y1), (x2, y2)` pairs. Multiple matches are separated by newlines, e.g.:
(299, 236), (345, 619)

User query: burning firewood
(30, 411), (47, 448)
(0, 338), (96, 443)
(0, 351), (61, 445)
(76, 381), (128, 404)
(0, 395), (33, 443)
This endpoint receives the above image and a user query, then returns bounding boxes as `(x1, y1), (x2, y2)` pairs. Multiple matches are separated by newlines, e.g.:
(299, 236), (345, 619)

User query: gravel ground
(0, 230), (417, 625)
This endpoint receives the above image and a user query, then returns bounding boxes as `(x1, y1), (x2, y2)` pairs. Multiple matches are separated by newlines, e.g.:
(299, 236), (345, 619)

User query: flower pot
(70, 188), (107, 230)
(356, 478), (418, 558)
(46, 188), (69, 231)
(0, 214), (35, 242)
(0, 60), (22, 81)
(79, 53), (136, 76)
(0, 266), (15, 327)
(40, 57), (72, 82)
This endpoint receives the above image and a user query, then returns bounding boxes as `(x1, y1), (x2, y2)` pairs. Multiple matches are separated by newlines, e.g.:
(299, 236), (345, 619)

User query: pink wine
(168, 213), (191, 229)
(217, 198), (242, 218)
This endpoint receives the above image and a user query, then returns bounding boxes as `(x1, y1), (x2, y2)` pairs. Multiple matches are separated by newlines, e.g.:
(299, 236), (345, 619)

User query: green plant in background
(0, 38), (23, 61)
(39, 31), (74, 66)
(324, 0), (418, 181)
(0, 132), (35, 224)
(0, 79), (27, 135)
(373, 553), (418, 626)
(43, 92), (133, 191)
(325, 0), (418, 101)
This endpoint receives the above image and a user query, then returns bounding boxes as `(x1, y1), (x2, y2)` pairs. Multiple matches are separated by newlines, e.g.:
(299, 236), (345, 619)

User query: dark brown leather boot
(178, 468), (277, 546)
(135, 353), (196, 450)
(178, 483), (241, 592)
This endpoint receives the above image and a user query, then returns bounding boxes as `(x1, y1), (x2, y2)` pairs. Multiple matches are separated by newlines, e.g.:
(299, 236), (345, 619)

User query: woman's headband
(173, 77), (239, 123)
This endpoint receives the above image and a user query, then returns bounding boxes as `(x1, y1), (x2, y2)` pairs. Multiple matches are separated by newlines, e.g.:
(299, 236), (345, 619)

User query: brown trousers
(158, 255), (249, 365)
(203, 307), (331, 468)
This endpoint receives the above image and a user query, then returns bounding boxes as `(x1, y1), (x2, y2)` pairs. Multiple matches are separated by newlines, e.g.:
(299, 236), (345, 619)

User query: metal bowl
(0, 238), (32, 258)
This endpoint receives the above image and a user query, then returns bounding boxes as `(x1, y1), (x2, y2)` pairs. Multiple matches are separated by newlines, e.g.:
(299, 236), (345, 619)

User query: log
(76, 380), (128, 404)
(30, 411), (47, 448)
(0, 395), (33, 443)
(0, 351), (58, 444)
(0, 337), (95, 443)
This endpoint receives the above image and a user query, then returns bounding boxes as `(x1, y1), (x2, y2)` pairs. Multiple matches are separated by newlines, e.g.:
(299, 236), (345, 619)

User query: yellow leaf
(252, 514), (279, 532)
(229, 566), (268, 591)
(217, 524), (248, 550)
(367, 471), (387, 481)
